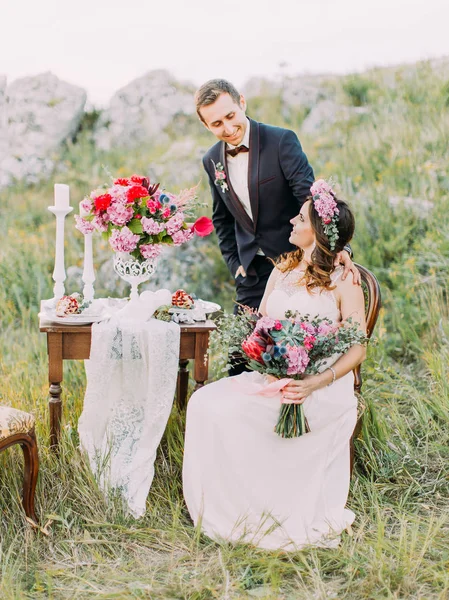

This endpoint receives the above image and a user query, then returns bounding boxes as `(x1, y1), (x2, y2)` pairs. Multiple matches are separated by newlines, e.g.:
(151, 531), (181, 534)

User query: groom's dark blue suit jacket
(203, 118), (314, 280)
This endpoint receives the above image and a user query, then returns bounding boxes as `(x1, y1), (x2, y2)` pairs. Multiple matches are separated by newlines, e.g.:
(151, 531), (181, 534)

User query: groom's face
(199, 93), (248, 145)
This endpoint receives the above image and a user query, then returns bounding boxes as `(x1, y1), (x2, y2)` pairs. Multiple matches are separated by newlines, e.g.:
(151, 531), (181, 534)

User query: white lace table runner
(77, 293), (180, 518)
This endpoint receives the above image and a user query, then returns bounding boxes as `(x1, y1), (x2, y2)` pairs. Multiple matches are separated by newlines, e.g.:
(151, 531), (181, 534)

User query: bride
(183, 181), (367, 550)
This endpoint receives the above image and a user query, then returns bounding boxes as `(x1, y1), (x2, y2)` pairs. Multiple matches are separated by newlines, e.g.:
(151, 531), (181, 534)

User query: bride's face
(289, 201), (315, 250)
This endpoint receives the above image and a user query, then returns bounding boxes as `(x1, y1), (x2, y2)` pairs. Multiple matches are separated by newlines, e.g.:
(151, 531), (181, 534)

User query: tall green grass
(0, 60), (449, 598)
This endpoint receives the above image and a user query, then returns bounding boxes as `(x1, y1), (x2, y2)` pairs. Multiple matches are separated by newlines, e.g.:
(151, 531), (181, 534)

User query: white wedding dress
(183, 266), (357, 550)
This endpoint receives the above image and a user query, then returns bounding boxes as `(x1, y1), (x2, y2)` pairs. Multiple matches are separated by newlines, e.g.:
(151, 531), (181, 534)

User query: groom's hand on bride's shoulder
(335, 251), (361, 285)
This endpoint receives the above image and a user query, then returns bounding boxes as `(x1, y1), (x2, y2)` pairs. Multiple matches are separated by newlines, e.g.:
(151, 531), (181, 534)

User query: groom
(195, 78), (353, 310)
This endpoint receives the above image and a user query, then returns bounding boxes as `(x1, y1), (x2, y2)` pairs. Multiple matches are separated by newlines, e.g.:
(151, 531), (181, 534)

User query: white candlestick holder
(82, 232), (95, 302)
(48, 205), (73, 300)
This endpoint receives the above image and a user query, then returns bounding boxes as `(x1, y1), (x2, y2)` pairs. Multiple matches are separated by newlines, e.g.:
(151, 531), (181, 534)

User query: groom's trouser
(229, 255), (274, 377)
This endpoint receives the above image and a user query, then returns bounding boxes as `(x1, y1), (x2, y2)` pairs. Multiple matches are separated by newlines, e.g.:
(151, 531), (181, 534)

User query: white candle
(54, 183), (70, 208)
(79, 200), (88, 217)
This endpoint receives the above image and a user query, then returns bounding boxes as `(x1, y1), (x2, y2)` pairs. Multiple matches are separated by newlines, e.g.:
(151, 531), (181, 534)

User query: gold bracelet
(327, 366), (336, 385)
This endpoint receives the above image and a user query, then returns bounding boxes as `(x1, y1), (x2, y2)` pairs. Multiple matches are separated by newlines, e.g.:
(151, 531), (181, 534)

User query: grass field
(0, 60), (448, 598)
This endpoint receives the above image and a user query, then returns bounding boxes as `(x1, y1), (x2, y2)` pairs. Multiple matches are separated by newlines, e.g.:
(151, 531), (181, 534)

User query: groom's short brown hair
(195, 79), (241, 123)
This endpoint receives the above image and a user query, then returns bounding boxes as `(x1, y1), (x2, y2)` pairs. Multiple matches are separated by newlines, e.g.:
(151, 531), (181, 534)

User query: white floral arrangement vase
(113, 252), (158, 301)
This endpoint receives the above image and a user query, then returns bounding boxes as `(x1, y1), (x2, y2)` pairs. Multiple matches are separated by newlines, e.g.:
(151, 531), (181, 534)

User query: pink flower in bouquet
(162, 208), (171, 218)
(304, 335), (316, 350)
(94, 193), (112, 211)
(274, 320), (283, 330)
(109, 227), (140, 252)
(93, 214), (110, 232)
(255, 316), (277, 333)
(80, 198), (93, 213)
(166, 213), (185, 235)
(147, 199), (162, 214)
(286, 345), (310, 376)
(242, 334), (266, 363)
(172, 228), (194, 246)
(107, 202), (134, 226)
(140, 244), (163, 259)
(75, 215), (95, 234)
(300, 321), (316, 335)
(193, 216), (214, 237)
(141, 217), (165, 235)
(127, 185), (149, 203)
(108, 184), (130, 202)
(317, 322), (334, 336)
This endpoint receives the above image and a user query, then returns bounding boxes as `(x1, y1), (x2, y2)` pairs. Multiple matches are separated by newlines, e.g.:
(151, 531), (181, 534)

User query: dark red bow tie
(226, 144), (249, 157)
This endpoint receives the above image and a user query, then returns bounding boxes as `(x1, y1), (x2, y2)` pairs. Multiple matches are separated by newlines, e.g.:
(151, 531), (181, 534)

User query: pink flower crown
(310, 179), (339, 250)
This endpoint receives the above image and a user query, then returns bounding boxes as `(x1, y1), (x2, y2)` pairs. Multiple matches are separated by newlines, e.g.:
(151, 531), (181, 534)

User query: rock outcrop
(0, 72), (86, 188)
(94, 70), (195, 151)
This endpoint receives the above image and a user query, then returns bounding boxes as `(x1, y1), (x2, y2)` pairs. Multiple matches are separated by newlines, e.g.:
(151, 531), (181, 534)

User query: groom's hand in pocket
(235, 265), (247, 279)
(335, 251), (361, 285)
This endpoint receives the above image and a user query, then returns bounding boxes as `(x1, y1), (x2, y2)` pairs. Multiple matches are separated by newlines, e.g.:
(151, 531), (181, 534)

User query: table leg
(47, 333), (63, 451)
(49, 383), (62, 449)
(176, 359), (190, 410)
(193, 332), (210, 391)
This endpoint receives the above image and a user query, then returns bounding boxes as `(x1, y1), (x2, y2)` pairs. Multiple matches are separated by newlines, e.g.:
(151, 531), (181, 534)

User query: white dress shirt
(227, 119), (264, 256)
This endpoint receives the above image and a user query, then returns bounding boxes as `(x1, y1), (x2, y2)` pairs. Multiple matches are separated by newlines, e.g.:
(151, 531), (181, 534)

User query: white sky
(2, 0), (449, 107)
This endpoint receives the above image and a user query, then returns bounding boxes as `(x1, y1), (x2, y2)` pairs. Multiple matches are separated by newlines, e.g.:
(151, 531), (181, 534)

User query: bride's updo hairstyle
(277, 196), (355, 291)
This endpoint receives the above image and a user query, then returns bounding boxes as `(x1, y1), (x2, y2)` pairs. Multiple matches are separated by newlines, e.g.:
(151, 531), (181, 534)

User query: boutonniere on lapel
(212, 160), (228, 193)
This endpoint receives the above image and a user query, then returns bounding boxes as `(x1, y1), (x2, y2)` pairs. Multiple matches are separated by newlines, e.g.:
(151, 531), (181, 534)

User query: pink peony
(107, 202), (134, 226)
(141, 217), (165, 235)
(75, 215), (95, 234)
(109, 227), (140, 253)
(140, 244), (163, 259)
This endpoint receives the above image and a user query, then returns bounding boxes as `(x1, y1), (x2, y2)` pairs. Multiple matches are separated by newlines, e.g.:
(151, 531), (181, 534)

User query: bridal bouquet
(215, 309), (367, 438)
(75, 174), (214, 261)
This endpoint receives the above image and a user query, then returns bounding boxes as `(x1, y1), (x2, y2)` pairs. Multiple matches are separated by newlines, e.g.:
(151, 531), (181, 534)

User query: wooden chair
(0, 406), (39, 522)
(350, 263), (381, 474)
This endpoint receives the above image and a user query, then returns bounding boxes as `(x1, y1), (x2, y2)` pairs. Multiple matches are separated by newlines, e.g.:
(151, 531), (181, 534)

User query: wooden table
(39, 314), (216, 449)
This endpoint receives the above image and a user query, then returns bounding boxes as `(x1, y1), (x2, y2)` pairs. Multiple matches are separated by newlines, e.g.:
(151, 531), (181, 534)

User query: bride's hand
(281, 375), (321, 404)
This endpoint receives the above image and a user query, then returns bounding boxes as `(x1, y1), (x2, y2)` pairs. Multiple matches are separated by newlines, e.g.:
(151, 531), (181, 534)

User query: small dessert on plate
(171, 289), (194, 309)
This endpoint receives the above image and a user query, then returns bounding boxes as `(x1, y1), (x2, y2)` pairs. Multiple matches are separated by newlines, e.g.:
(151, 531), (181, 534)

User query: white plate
(40, 312), (106, 325)
(168, 300), (221, 315)
(195, 300), (221, 314)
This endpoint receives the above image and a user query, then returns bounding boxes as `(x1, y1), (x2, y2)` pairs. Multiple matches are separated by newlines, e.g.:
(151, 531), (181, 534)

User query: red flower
(274, 321), (282, 330)
(114, 178), (130, 186)
(193, 216), (214, 237)
(94, 193), (112, 211)
(127, 185), (149, 203)
(130, 174), (146, 184)
(242, 334), (265, 364)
